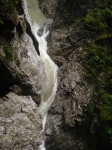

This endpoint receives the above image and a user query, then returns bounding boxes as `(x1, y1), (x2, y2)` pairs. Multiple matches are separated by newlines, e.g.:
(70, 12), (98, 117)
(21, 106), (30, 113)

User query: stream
(23, 0), (58, 149)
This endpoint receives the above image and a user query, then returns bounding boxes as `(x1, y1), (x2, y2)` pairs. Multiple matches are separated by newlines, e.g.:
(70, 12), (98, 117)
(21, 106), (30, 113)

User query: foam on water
(23, 1), (58, 149)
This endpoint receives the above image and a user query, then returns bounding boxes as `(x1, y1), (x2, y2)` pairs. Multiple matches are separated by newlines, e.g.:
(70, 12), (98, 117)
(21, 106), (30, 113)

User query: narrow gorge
(23, 0), (58, 149)
(0, 0), (112, 150)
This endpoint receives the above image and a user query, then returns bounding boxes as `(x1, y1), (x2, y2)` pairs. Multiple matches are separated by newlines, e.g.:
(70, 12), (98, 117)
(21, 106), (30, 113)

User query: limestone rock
(0, 92), (43, 150)
(0, 31), (45, 104)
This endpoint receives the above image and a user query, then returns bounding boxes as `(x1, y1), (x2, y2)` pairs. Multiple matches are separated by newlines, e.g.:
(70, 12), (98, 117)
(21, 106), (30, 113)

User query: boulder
(0, 92), (44, 150)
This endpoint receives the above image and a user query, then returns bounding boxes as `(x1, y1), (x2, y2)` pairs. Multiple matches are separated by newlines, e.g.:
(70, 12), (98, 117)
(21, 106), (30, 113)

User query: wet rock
(37, 21), (52, 41)
(37, 21), (46, 37)
(38, 0), (58, 19)
(37, 28), (44, 37)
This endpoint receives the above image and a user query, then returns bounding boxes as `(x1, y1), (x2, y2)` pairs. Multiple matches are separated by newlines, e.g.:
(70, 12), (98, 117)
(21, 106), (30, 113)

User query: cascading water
(23, 0), (58, 149)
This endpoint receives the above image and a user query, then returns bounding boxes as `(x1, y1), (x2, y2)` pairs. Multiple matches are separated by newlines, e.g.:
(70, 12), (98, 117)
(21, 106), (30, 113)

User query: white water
(24, 0), (58, 149)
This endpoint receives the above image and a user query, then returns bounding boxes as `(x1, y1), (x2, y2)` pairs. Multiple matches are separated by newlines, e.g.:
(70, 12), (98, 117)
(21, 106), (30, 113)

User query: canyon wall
(0, 0), (45, 149)
(0, 0), (111, 150)
(39, 0), (106, 150)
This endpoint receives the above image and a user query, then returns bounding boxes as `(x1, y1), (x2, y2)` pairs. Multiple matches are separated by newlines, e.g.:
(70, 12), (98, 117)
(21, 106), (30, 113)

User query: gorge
(0, 0), (112, 150)
(24, 0), (58, 130)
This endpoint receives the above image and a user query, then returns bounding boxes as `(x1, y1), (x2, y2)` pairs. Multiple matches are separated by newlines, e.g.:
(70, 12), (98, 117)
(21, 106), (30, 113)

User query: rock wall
(0, 0), (46, 149)
(39, 0), (101, 150)
(0, 0), (108, 149)
(0, 92), (43, 150)
(0, 30), (45, 103)
(0, 1), (45, 104)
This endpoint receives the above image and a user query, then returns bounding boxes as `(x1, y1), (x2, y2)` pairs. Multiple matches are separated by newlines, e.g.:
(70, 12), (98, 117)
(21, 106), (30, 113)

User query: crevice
(0, 60), (15, 97)
(25, 18), (40, 55)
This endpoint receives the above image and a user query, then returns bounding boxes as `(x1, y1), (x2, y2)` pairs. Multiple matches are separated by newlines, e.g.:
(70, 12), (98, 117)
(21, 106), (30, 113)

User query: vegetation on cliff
(0, 0), (23, 59)
(0, 0), (22, 23)
(0, 0), (24, 96)
(52, 0), (112, 149)
(81, 0), (112, 149)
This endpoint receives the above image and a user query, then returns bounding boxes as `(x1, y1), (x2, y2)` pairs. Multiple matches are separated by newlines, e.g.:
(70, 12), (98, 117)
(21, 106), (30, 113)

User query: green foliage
(74, 18), (80, 22)
(105, 125), (112, 143)
(0, 38), (13, 58)
(100, 94), (112, 121)
(84, 0), (112, 122)
(82, 1), (112, 148)
(0, 38), (15, 60)
(3, 44), (14, 58)
(85, 43), (112, 80)
(14, 68), (21, 78)
(84, 1), (112, 37)
(90, 107), (94, 113)
(0, 0), (22, 22)
(0, 19), (4, 25)
(0, 0), (15, 16)
(89, 106), (96, 116)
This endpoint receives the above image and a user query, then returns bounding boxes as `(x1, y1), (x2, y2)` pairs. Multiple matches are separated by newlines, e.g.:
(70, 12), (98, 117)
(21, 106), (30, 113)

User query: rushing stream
(23, 0), (58, 149)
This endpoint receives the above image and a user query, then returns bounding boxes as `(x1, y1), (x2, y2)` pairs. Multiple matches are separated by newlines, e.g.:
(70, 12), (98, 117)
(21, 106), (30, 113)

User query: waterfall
(23, 0), (58, 149)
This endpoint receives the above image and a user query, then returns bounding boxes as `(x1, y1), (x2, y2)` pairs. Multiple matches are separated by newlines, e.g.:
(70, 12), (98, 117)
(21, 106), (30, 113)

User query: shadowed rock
(10, 85), (22, 95)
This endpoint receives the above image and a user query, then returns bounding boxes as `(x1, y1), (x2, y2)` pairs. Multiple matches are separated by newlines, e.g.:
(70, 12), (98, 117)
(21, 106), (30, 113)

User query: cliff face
(39, 0), (112, 150)
(0, 0), (45, 149)
(0, 0), (112, 150)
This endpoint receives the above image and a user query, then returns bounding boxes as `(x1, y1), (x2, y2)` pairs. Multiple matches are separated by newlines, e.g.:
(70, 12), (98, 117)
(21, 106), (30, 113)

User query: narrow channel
(23, 0), (58, 149)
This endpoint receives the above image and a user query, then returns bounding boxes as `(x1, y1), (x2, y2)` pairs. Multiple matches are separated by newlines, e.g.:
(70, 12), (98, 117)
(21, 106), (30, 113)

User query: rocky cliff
(0, 0), (45, 149)
(0, 0), (112, 150)
(39, 0), (112, 150)
(0, 92), (44, 150)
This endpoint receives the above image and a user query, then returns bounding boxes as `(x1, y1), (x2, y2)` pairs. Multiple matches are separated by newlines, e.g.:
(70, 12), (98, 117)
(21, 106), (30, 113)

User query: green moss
(96, 33), (112, 42)
(0, 37), (15, 59)
(85, 42), (112, 80)
(81, 1), (112, 148)
(3, 44), (14, 58)
(84, 1), (112, 37)
(0, 0), (22, 23)
(100, 94), (112, 121)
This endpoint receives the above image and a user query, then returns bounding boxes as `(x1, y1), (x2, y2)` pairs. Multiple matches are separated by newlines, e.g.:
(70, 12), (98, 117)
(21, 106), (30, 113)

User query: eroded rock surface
(0, 1), (46, 150)
(38, 0), (58, 19)
(45, 46), (97, 150)
(0, 92), (43, 150)
(0, 31), (45, 104)
(38, 0), (100, 150)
